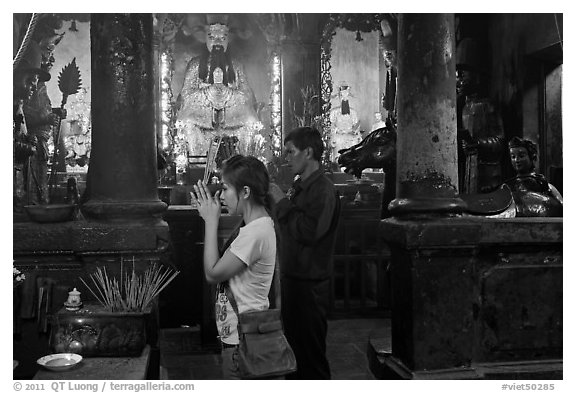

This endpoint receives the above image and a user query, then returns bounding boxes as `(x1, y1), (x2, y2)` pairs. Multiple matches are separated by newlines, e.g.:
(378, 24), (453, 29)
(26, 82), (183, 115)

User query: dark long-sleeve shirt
(274, 169), (339, 281)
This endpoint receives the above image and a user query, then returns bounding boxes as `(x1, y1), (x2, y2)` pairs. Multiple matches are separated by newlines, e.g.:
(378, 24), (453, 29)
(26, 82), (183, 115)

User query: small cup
(65, 288), (82, 311)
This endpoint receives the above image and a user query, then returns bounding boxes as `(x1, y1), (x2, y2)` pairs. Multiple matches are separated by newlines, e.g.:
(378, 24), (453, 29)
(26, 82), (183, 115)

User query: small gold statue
(504, 137), (562, 217)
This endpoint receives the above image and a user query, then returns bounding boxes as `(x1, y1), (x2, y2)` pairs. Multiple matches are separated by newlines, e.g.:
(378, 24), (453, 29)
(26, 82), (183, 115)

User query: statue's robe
(330, 104), (361, 160)
(504, 173), (563, 217)
(176, 56), (262, 166)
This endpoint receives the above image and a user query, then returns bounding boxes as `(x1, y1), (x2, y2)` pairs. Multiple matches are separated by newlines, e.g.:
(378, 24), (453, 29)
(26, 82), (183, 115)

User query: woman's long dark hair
(221, 155), (272, 213)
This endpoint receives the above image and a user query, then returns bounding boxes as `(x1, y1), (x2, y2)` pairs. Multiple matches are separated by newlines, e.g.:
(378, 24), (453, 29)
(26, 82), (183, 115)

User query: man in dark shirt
(269, 127), (339, 379)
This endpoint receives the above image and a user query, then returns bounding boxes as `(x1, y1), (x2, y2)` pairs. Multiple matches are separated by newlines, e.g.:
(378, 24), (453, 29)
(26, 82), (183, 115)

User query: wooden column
(82, 14), (166, 220)
(389, 13), (465, 216)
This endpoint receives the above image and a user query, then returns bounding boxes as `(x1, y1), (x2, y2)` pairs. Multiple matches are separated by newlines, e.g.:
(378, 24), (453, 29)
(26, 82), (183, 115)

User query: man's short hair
(284, 127), (324, 162)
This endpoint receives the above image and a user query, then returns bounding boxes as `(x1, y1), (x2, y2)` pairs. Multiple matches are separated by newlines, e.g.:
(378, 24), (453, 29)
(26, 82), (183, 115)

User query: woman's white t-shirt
(215, 216), (276, 345)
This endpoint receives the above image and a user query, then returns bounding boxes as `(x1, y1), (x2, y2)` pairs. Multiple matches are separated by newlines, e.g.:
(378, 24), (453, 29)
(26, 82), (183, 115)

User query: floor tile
(160, 318), (390, 380)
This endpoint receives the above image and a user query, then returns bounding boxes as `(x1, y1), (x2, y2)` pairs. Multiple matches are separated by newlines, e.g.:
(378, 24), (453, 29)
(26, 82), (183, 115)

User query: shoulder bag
(223, 256), (297, 379)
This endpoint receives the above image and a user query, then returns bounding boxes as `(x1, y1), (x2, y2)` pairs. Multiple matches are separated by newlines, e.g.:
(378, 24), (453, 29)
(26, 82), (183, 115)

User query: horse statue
(337, 121), (397, 218)
(336, 122), (560, 218)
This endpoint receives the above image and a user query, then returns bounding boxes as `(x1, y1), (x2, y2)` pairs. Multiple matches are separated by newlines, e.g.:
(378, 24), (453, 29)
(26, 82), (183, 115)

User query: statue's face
(456, 69), (477, 97)
(206, 24), (229, 52)
(509, 147), (533, 175)
(340, 88), (350, 100)
(39, 36), (59, 72)
(384, 50), (396, 68)
(14, 71), (39, 101)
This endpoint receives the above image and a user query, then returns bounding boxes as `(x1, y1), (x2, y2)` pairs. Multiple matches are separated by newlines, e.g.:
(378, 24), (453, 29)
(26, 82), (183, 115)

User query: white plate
(37, 353), (82, 371)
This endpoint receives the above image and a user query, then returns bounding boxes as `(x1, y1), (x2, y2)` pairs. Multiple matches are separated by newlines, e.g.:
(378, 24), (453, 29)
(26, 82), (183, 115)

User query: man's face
(14, 72), (39, 101)
(284, 141), (307, 176)
(340, 88), (350, 100)
(509, 147), (533, 175)
(206, 25), (229, 52)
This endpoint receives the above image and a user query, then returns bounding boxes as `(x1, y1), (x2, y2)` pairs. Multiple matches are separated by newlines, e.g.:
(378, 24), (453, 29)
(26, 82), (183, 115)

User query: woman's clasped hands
(190, 180), (222, 224)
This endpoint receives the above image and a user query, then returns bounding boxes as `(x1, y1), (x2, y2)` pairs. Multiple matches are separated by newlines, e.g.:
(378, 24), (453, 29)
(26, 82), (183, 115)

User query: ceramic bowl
(37, 353), (82, 371)
(24, 204), (77, 223)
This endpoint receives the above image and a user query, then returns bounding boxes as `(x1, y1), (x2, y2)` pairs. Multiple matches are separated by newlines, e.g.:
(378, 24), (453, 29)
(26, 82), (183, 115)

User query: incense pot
(50, 302), (151, 357)
(52, 262), (178, 357)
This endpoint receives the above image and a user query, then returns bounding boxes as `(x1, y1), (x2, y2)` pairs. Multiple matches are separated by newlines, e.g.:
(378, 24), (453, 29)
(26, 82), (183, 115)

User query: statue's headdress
(331, 81), (354, 99)
(380, 16), (397, 51)
(456, 37), (491, 77)
(508, 136), (538, 162)
(207, 22), (230, 37)
(206, 14), (229, 26)
(14, 41), (51, 82)
(181, 14), (252, 43)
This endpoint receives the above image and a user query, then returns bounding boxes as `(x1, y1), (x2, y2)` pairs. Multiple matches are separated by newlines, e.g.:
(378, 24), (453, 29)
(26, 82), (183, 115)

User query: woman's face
(220, 176), (241, 215)
(509, 147), (533, 174)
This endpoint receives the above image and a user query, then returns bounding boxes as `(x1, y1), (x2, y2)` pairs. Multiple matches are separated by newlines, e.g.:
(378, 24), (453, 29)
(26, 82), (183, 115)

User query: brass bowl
(24, 204), (77, 223)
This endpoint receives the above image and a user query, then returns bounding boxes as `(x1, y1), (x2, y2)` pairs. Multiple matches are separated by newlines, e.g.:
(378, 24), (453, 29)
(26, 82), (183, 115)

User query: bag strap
(223, 281), (240, 317)
(271, 254), (281, 310)
(220, 219), (244, 256)
(216, 220), (243, 317)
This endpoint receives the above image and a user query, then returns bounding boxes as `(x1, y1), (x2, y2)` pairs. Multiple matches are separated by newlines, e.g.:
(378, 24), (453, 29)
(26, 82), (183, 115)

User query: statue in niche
(330, 82), (361, 160)
(504, 137), (562, 217)
(456, 38), (505, 194)
(176, 17), (262, 165)
(65, 120), (91, 168)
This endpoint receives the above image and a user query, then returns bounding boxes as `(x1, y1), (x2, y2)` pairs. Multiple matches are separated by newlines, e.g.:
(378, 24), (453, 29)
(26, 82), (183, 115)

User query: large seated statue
(176, 21), (262, 167)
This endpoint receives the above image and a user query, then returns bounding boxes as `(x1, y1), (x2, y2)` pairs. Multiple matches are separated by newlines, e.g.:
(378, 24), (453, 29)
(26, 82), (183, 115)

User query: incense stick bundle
(80, 260), (180, 312)
(203, 135), (224, 184)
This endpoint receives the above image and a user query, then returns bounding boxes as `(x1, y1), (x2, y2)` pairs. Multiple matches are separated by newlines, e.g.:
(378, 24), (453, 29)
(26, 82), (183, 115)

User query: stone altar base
(13, 219), (168, 378)
(369, 217), (562, 379)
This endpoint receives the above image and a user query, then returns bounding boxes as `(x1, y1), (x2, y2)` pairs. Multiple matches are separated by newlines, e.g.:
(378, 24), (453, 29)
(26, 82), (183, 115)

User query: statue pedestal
(369, 217), (563, 379)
